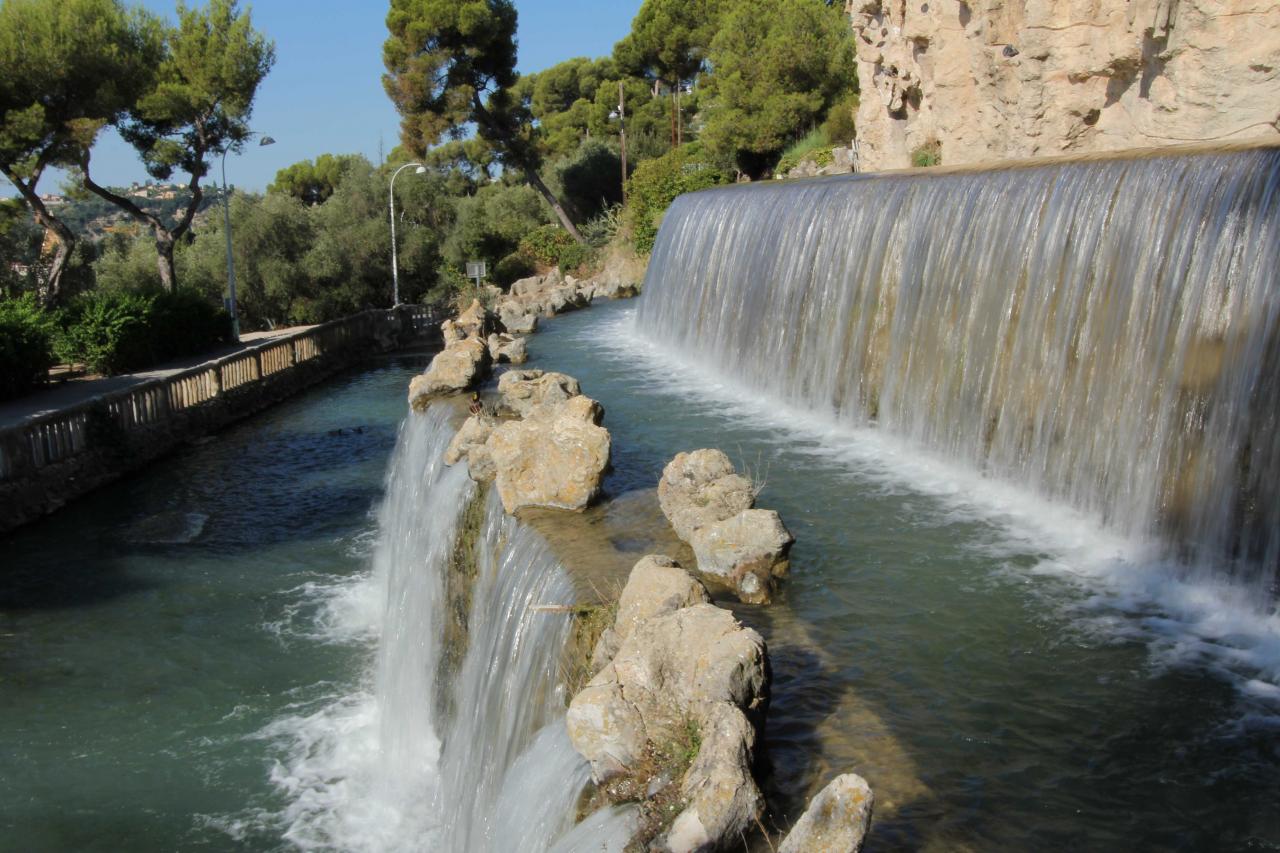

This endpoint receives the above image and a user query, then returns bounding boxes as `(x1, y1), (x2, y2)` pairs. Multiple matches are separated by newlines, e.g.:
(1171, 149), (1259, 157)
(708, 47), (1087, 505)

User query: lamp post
(221, 133), (275, 341)
(389, 162), (426, 306)
(610, 81), (627, 203)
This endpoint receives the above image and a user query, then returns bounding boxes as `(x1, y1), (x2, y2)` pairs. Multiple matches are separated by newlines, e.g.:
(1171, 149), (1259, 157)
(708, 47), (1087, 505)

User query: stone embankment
(407, 270), (875, 850)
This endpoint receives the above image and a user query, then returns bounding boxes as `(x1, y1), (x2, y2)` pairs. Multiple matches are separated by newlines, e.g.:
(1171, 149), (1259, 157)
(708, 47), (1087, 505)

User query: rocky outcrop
(785, 145), (858, 179)
(486, 395), (610, 513)
(497, 369), (581, 417)
(442, 370), (610, 513)
(657, 450), (794, 603)
(658, 450), (756, 543)
(493, 263), (644, 335)
(849, 0), (1280, 172)
(486, 333), (527, 365)
(779, 773), (874, 853)
(691, 509), (793, 605)
(566, 556), (768, 852)
(408, 337), (490, 409)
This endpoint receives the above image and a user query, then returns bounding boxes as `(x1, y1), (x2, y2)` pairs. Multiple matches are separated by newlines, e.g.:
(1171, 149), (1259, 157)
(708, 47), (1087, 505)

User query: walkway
(0, 325), (314, 430)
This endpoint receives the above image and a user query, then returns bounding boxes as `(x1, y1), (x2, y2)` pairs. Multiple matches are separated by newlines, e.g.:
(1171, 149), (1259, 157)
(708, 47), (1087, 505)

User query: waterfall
(266, 407), (633, 852)
(636, 146), (1280, 593)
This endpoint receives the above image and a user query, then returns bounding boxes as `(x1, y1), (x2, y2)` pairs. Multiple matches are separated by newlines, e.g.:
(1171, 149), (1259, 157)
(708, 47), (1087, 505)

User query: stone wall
(0, 306), (441, 534)
(849, 0), (1280, 171)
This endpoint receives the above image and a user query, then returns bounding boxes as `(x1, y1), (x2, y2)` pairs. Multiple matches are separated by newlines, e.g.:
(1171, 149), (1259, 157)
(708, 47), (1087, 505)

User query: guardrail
(0, 303), (443, 528)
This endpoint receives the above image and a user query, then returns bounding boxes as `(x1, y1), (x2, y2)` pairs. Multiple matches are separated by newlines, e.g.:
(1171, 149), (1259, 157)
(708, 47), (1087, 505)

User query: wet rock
(497, 369), (582, 418)
(486, 393), (610, 513)
(778, 774), (874, 853)
(691, 509), (794, 605)
(658, 450), (755, 543)
(407, 338), (490, 408)
(487, 333), (528, 365)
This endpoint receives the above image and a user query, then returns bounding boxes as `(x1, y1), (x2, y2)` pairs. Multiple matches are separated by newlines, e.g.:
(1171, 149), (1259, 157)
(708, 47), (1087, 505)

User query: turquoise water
(0, 353), (429, 852)
(526, 300), (1280, 852)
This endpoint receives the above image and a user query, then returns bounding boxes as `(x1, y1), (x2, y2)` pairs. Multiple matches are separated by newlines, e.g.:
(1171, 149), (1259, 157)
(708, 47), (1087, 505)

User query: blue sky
(5, 0), (641, 197)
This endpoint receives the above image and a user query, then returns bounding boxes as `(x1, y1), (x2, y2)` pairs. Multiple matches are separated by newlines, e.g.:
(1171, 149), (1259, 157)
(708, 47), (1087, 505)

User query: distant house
(38, 193), (66, 207)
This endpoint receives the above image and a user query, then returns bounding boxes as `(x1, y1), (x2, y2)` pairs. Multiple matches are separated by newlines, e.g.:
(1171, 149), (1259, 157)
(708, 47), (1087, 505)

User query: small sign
(466, 260), (487, 281)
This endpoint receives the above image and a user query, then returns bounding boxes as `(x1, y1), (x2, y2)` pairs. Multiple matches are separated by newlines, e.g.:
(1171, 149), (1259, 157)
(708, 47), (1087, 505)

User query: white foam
(578, 304), (1280, 709)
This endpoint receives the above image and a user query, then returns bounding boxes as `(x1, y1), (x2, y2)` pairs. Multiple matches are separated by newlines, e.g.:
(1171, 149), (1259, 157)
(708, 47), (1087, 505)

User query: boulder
(444, 414), (494, 466)
(593, 555), (710, 670)
(566, 592), (768, 851)
(661, 703), (762, 853)
(778, 774), (874, 853)
(485, 394), (610, 512)
(497, 301), (539, 335)
(407, 338), (489, 408)
(441, 318), (464, 345)
(690, 509), (794, 605)
(658, 450), (755, 543)
(487, 333), (528, 365)
(591, 279), (639, 300)
(511, 274), (546, 298)
(497, 369), (581, 418)
(455, 298), (490, 339)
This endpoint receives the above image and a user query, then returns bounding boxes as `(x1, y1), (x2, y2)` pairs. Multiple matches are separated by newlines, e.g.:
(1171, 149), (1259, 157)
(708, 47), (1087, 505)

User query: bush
(0, 295), (57, 400)
(821, 93), (859, 147)
(911, 140), (942, 168)
(493, 251), (537, 287)
(59, 289), (230, 376)
(518, 224), (576, 268)
(775, 129), (834, 176)
(625, 143), (731, 254)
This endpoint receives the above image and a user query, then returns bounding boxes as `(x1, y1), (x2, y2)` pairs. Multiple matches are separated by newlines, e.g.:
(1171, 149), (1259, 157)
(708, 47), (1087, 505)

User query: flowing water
(0, 356), (631, 852)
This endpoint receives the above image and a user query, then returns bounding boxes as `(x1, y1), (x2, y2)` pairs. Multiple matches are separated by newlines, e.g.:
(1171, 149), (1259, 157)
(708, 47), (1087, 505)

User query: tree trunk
(2, 166), (76, 307)
(524, 167), (585, 244)
(471, 96), (586, 245)
(154, 232), (177, 292)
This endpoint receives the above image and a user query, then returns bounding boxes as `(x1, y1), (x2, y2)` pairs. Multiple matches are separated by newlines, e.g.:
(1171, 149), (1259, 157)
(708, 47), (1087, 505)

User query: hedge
(0, 295), (57, 401)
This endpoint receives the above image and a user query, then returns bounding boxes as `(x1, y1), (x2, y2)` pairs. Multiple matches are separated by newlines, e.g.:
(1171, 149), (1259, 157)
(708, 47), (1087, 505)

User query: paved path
(0, 326), (314, 430)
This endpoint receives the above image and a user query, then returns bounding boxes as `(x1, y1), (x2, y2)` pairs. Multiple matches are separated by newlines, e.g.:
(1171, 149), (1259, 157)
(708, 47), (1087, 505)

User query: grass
(911, 139), (943, 168)
(775, 129), (836, 176)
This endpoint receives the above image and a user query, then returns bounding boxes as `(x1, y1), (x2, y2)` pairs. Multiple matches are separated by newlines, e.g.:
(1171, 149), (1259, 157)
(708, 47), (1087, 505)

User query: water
(0, 355), (427, 851)
(0, 355), (626, 852)
(524, 298), (1280, 851)
(637, 147), (1280, 589)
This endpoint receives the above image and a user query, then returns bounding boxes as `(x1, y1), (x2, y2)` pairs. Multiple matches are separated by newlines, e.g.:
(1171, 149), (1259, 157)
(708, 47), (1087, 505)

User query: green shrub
(518, 224), (576, 268)
(911, 140), (942, 168)
(625, 144), (731, 254)
(59, 289), (230, 376)
(0, 295), (57, 400)
(555, 241), (594, 275)
(775, 129), (833, 176)
(821, 93), (859, 146)
(494, 251), (537, 287)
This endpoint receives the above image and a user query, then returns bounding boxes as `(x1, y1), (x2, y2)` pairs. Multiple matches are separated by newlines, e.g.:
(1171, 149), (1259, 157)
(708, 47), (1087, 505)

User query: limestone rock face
(850, 0), (1280, 172)
(589, 279), (640, 300)
(691, 509), (794, 605)
(486, 394), (610, 512)
(408, 338), (489, 408)
(497, 369), (582, 417)
(778, 773), (874, 853)
(658, 450), (756, 543)
(566, 558), (768, 851)
(486, 333), (528, 365)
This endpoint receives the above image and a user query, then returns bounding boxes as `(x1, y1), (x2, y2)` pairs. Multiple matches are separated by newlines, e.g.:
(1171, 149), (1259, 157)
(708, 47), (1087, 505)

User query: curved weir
(636, 146), (1280, 591)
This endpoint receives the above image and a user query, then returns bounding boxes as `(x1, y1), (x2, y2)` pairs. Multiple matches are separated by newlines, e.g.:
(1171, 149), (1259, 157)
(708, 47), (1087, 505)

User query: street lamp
(609, 81), (627, 203)
(389, 162), (426, 306)
(221, 133), (275, 341)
